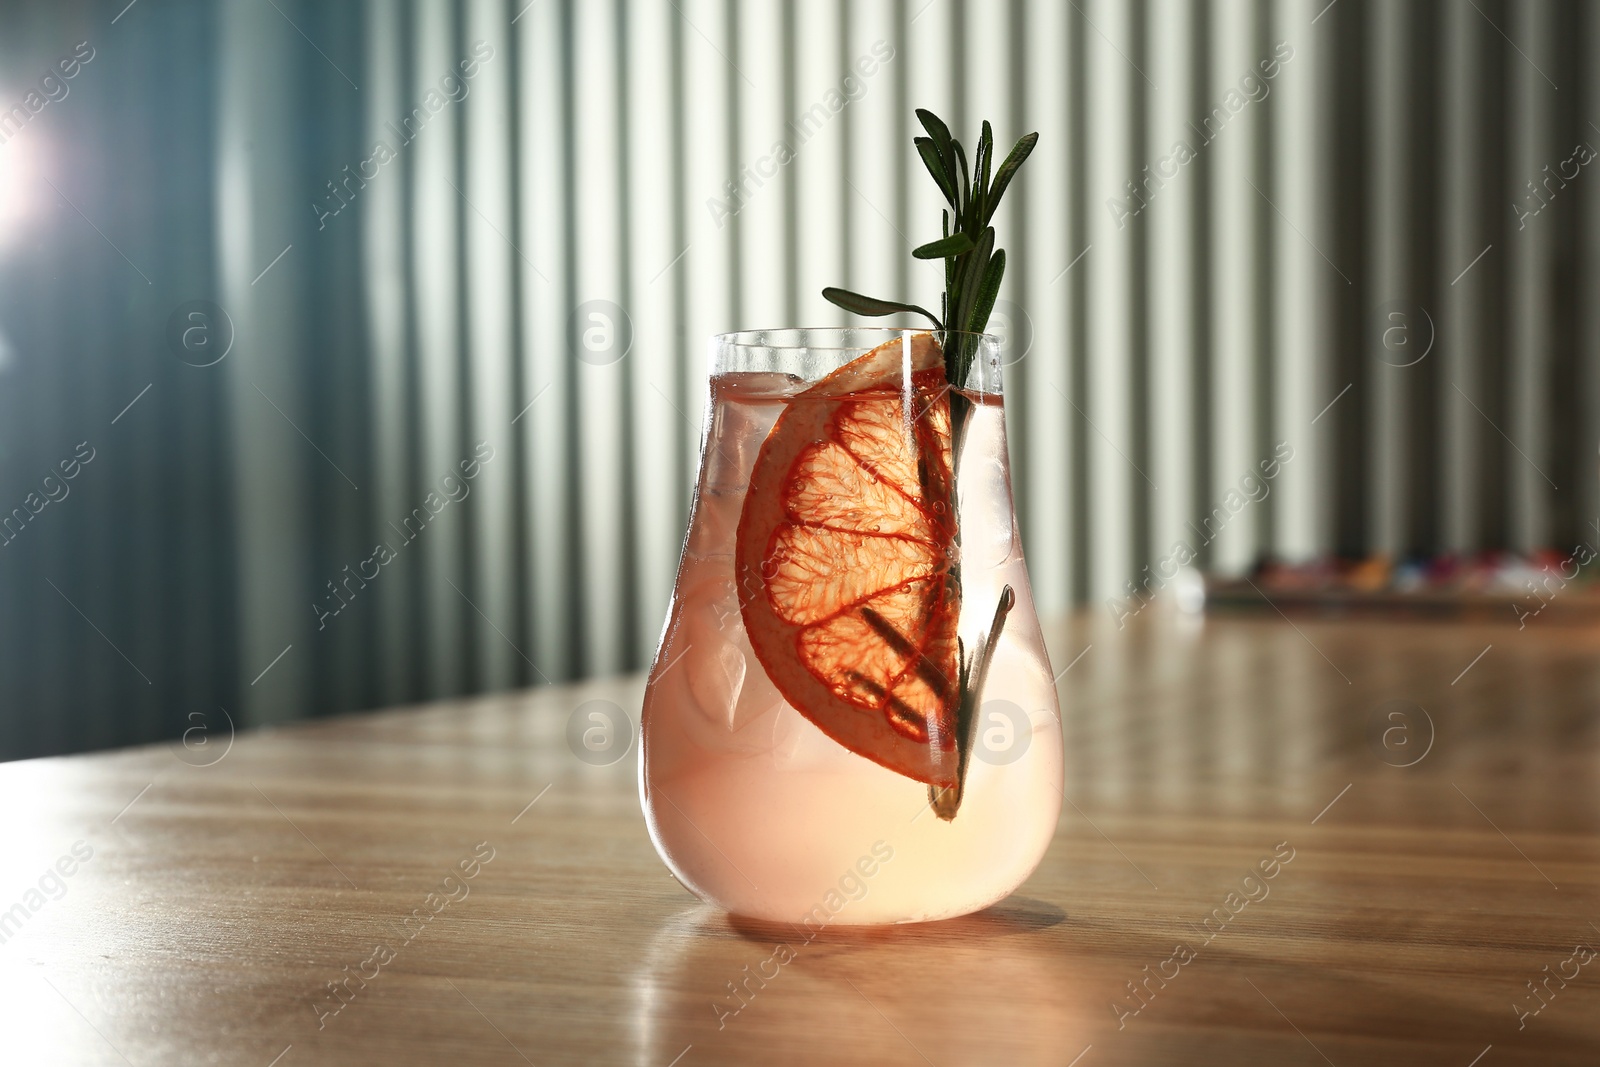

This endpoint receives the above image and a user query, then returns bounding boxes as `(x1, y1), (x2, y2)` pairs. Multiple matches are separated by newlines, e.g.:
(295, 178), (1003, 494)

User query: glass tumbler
(639, 328), (1062, 925)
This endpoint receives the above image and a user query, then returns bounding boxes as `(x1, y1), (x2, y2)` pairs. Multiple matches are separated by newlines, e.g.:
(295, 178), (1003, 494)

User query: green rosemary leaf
(915, 137), (955, 205)
(942, 210), (954, 288)
(976, 121), (994, 221)
(821, 287), (942, 328)
(984, 132), (1039, 224)
(966, 248), (1005, 336)
(915, 107), (952, 141)
(915, 108), (956, 170)
(944, 227), (995, 385)
(952, 138), (970, 226)
(912, 233), (975, 260)
(966, 122), (992, 225)
(951, 227), (994, 330)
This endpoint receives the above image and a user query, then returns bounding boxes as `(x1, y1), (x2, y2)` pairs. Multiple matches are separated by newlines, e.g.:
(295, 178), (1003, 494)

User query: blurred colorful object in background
(1201, 550), (1600, 624)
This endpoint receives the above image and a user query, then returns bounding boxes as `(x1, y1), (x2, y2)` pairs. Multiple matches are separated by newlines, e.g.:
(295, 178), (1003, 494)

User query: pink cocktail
(640, 329), (1062, 925)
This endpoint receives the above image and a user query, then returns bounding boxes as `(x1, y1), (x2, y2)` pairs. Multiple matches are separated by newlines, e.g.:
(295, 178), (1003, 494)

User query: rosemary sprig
(822, 109), (1038, 389)
(822, 110), (1038, 820)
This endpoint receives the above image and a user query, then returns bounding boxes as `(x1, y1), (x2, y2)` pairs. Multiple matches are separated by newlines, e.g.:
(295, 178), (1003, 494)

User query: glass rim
(713, 326), (1002, 351)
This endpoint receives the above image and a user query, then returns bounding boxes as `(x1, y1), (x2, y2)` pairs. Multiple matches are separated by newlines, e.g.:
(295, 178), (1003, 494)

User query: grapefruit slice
(735, 333), (963, 787)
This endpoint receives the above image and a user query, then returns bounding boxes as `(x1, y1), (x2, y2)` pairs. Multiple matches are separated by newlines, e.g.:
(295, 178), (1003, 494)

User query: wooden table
(5, 610), (1598, 1065)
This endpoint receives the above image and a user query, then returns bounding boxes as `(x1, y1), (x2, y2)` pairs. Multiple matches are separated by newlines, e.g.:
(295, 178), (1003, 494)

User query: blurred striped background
(0, 0), (1595, 758)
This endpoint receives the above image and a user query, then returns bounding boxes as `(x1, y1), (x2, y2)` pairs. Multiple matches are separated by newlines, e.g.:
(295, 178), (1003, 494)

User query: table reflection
(632, 896), (1092, 1066)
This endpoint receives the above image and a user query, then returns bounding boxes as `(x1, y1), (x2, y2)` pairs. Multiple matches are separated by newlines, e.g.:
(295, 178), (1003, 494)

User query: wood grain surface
(3, 609), (1597, 1065)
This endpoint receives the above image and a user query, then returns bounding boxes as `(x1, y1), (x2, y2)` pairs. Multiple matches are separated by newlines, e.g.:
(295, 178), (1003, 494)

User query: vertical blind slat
(412, 0), (467, 696)
(1442, 0), (1482, 554)
(1271, 0), (1318, 559)
(521, 0), (575, 678)
(1085, 0), (1135, 601)
(626, 0), (686, 664)
(1149, 0), (1198, 571)
(365, 0), (413, 704)
(1208, 0), (1260, 573)
(573, 0), (628, 675)
(464, 0), (519, 690)
(1509, 0), (1557, 551)
(1019, 0), (1072, 618)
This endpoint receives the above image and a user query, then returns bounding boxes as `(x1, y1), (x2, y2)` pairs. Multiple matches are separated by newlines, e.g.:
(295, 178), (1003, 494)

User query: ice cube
(680, 571), (746, 727)
(703, 375), (793, 491)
